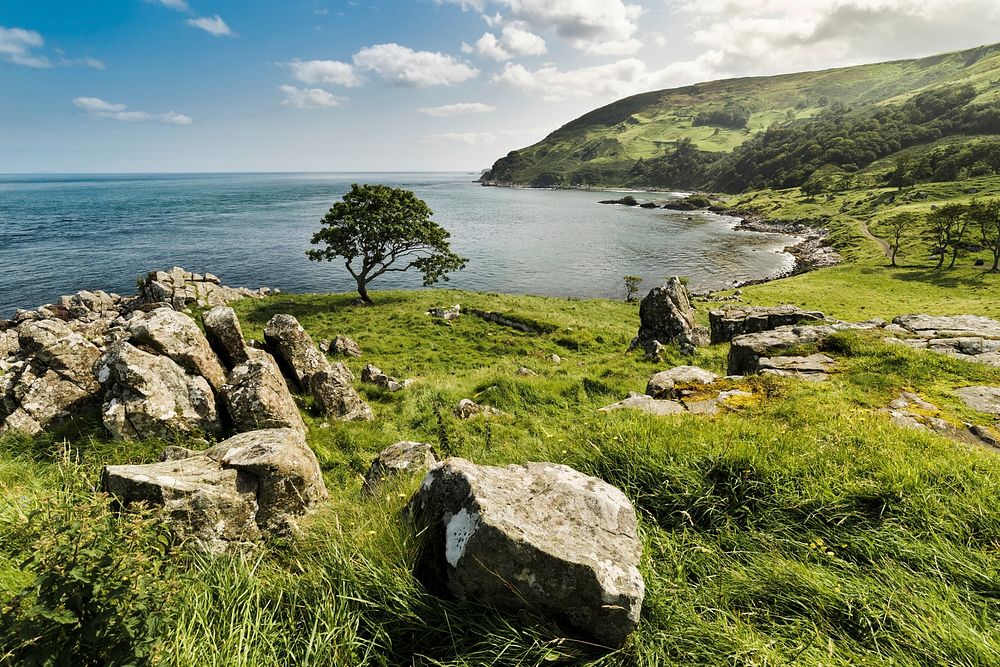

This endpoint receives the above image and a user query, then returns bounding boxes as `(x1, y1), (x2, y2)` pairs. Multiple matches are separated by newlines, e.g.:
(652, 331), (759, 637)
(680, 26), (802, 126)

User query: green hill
(481, 42), (1000, 191)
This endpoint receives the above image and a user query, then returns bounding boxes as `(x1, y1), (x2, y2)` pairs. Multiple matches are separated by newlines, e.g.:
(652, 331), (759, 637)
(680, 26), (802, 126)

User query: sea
(0, 172), (798, 317)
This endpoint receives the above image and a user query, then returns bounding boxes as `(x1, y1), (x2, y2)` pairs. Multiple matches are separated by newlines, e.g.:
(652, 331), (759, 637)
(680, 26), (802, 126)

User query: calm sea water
(0, 172), (796, 317)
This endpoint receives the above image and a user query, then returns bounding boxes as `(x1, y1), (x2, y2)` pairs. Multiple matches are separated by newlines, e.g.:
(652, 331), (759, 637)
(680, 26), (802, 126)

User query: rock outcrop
(630, 278), (708, 355)
(135, 267), (272, 311)
(361, 364), (408, 392)
(330, 335), (362, 358)
(202, 306), (251, 369)
(128, 307), (227, 392)
(881, 392), (998, 448)
(728, 325), (837, 376)
(599, 392), (687, 416)
(264, 314), (329, 391)
(96, 341), (221, 440)
(363, 441), (436, 494)
(709, 305), (825, 344)
(956, 386), (1000, 416)
(887, 315), (1000, 367)
(407, 458), (644, 647)
(455, 398), (505, 419)
(310, 363), (373, 421)
(646, 365), (719, 399)
(758, 354), (836, 381)
(222, 348), (306, 433)
(102, 428), (326, 551)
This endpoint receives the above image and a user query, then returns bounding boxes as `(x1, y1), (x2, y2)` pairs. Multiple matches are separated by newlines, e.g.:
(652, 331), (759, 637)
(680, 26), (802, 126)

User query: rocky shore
(723, 212), (843, 288)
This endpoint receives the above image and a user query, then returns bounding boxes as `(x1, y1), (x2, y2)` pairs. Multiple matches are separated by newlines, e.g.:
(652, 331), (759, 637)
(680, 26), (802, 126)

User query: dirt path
(857, 218), (892, 259)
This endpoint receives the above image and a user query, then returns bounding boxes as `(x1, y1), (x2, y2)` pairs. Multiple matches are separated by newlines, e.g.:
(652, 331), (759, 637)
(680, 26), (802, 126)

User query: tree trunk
(356, 278), (373, 304)
(891, 247), (898, 267)
(992, 251), (999, 273)
(949, 246), (959, 268)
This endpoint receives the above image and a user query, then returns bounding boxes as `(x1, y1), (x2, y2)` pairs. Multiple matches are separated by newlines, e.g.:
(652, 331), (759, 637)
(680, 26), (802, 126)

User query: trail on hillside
(857, 219), (893, 260)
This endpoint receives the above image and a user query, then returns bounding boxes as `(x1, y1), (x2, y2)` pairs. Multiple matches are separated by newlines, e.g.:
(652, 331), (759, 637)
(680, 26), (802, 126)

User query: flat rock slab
(709, 305), (825, 344)
(728, 325), (838, 376)
(600, 392), (686, 416)
(892, 314), (1000, 339)
(759, 354), (836, 381)
(646, 365), (719, 399)
(407, 458), (644, 647)
(957, 386), (1000, 416)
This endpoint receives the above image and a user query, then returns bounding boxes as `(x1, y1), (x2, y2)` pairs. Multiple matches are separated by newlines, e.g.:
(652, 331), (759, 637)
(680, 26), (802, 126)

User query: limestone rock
(646, 365), (719, 399)
(892, 314), (1000, 339)
(203, 306), (251, 369)
(630, 277), (709, 354)
(427, 305), (461, 320)
(600, 392), (687, 416)
(758, 354), (836, 381)
(709, 305), (825, 344)
(310, 362), (373, 421)
(727, 325), (837, 376)
(361, 363), (407, 392)
(956, 386), (1000, 416)
(222, 348), (305, 433)
(455, 398), (505, 419)
(363, 441), (436, 494)
(407, 458), (644, 647)
(331, 335), (362, 358)
(880, 392), (995, 448)
(263, 314), (330, 391)
(516, 366), (538, 377)
(102, 428), (326, 551)
(136, 267), (270, 311)
(96, 341), (221, 441)
(128, 307), (226, 392)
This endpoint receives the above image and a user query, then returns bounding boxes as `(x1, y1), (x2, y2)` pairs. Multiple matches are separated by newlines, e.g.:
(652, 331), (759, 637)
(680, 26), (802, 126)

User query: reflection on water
(0, 172), (796, 315)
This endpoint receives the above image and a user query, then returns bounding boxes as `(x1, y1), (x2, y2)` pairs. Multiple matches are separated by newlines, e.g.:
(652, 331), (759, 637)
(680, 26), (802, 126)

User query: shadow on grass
(890, 266), (996, 288)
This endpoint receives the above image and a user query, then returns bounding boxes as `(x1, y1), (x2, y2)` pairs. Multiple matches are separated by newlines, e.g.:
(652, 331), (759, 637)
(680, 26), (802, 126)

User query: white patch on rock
(445, 507), (479, 567)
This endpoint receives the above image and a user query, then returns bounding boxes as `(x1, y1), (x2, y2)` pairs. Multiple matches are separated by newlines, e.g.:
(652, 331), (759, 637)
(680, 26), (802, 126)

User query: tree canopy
(306, 184), (467, 303)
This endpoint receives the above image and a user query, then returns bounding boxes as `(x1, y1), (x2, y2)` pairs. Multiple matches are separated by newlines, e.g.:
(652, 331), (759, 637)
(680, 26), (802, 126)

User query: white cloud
(352, 43), (478, 87)
(287, 59), (364, 87)
(187, 15), (234, 37)
(73, 97), (194, 125)
(418, 102), (496, 116)
(0, 26), (104, 69)
(422, 128), (538, 145)
(149, 0), (191, 11)
(469, 22), (547, 61)
(493, 51), (724, 101)
(279, 84), (347, 109)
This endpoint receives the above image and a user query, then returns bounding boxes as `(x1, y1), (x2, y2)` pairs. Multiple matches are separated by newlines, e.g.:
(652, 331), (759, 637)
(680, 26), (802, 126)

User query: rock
(406, 458), (644, 647)
(96, 341), (221, 441)
(455, 398), (505, 419)
(600, 392), (686, 416)
(880, 392), (995, 448)
(202, 306), (251, 369)
(330, 335), (362, 358)
(128, 307), (227, 392)
(516, 366), (538, 377)
(363, 441), (436, 494)
(892, 314), (1000, 339)
(758, 354), (836, 381)
(885, 315), (1000, 367)
(1, 320), (103, 435)
(222, 348), (305, 433)
(644, 340), (667, 363)
(598, 195), (639, 206)
(548, 353), (562, 365)
(427, 305), (461, 321)
(709, 305), (825, 344)
(727, 325), (837, 376)
(646, 365), (719, 399)
(361, 363), (407, 392)
(310, 363), (373, 421)
(102, 428), (326, 551)
(956, 386), (1000, 415)
(135, 267), (270, 311)
(630, 278), (709, 355)
(263, 314), (329, 391)
(203, 428), (328, 534)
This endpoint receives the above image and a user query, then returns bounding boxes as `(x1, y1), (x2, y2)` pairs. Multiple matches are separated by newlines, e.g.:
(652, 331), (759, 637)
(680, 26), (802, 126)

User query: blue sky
(2, 0), (999, 172)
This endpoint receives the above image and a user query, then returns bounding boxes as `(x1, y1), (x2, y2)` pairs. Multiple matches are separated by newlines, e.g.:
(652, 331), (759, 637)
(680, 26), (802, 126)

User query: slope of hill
(481, 42), (1000, 191)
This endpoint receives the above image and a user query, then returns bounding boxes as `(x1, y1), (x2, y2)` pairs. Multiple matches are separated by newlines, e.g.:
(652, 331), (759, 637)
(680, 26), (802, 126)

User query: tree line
(886, 199), (1000, 271)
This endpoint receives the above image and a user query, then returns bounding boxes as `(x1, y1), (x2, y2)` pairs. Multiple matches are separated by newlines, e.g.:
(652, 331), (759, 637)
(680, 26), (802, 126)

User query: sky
(2, 0), (1000, 173)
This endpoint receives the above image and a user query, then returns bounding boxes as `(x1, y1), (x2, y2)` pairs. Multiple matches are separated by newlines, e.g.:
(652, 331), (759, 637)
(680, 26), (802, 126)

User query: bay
(0, 172), (796, 316)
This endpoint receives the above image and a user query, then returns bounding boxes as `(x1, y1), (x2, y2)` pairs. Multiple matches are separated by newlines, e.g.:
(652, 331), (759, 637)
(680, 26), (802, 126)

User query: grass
(3, 282), (1000, 665)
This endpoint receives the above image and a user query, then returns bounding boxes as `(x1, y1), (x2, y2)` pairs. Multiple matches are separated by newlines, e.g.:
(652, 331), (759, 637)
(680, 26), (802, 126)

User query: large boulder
(709, 306), (825, 344)
(264, 314), (329, 391)
(310, 362), (373, 421)
(102, 428), (326, 551)
(202, 306), (251, 369)
(630, 277), (708, 354)
(0, 320), (102, 435)
(222, 348), (305, 433)
(136, 267), (271, 311)
(363, 441), (436, 494)
(96, 341), (221, 440)
(407, 458), (644, 647)
(728, 325), (837, 376)
(128, 307), (227, 392)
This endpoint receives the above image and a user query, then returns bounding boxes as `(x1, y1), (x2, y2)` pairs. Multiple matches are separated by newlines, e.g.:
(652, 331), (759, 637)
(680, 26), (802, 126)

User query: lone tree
(623, 275), (643, 303)
(884, 212), (915, 267)
(307, 184), (467, 303)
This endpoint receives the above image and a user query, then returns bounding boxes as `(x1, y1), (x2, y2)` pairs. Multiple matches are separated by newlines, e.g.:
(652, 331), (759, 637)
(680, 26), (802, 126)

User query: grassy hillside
(482, 42), (1000, 190)
(3, 279), (1000, 664)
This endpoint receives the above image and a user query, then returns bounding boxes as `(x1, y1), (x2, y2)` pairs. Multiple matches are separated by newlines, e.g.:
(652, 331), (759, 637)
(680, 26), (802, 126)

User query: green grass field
(3, 265), (1000, 664)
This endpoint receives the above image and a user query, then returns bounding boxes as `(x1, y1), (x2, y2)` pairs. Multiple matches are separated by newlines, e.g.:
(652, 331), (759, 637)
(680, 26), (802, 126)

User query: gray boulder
(407, 458), (644, 647)
(728, 325), (837, 375)
(361, 363), (407, 392)
(892, 314), (1000, 339)
(310, 362), (373, 421)
(128, 307), (227, 392)
(956, 386), (1000, 416)
(600, 392), (686, 416)
(264, 314), (329, 391)
(630, 277), (708, 355)
(102, 428), (326, 551)
(203, 306), (251, 368)
(222, 348), (306, 433)
(331, 335), (362, 358)
(363, 441), (436, 494)
(96, 341), (221, 440)
(646, 365), (719, 399)
(709, 305), (825, 344)
(136, 267), (271, 311)
(758, 354), (836, 381)
(455, 398), (505, 419)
